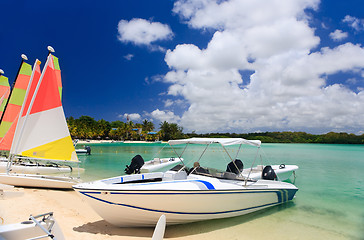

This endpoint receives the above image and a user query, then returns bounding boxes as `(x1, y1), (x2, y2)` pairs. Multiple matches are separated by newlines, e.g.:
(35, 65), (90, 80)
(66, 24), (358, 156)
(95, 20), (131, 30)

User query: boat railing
(27, 212), (58, 240)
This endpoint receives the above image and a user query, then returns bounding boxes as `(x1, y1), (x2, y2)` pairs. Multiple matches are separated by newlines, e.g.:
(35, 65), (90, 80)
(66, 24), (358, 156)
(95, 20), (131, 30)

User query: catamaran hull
(75, 184), (297, 227)
(0, 161), (72, 174)
(0, 173), (79, 189)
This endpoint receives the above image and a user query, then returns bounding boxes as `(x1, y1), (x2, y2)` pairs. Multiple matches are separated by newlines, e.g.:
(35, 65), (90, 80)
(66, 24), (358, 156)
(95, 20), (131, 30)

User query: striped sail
(10, 55), (78, 162)
(0, 62), (32, 151)
(53, 55), (62, 100)
(0, 75), (10, 118)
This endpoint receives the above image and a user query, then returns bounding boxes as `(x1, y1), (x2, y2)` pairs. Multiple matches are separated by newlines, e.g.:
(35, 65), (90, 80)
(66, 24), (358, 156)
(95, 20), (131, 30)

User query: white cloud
(146, 0), (364, 134)
(117, 18), (173, 47)
(150, 109), (180, 123)
(123, 54), (134, 61)
(329, 29), (348, 41)
(343, 15), (364, 31)
(122, 113), (141, 121)
(164, 99), (174, 107)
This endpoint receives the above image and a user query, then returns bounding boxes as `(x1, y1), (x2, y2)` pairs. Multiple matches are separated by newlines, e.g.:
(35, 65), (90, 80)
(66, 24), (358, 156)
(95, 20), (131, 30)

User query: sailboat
(0, 70), (10, 119)
(0, 47), (80, 189)
(0, 54), (74, 175)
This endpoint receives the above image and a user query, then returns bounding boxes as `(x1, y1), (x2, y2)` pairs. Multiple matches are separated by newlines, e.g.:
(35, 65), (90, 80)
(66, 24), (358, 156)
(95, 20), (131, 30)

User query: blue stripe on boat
(193, 180), (215, 190)
(79, 189), (297, 215)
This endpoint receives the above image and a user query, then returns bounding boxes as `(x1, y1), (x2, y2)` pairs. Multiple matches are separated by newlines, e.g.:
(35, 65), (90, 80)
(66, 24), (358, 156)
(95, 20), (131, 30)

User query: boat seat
(222, 172), (237, 180)
(163, 171), (187, 181)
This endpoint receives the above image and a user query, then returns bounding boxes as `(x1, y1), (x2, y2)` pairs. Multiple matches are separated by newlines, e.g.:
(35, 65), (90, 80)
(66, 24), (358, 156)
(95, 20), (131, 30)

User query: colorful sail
(10, 55), (78, 162)
(0, 62), (32, 151)
(0, 74), (10, 118)
(53, 55), (62, 100)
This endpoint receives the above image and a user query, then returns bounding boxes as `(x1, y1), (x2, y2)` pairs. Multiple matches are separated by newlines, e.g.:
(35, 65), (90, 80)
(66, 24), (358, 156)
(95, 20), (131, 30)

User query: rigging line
(171, 143), (188, 173)
(224, 143), (246, 179)
(7, 59), (42, 173)
(189, 143), (210, 175)
(0, 57), (25, 124)
(151, 142), (168, 159)
(233, 143), (243, 162)
(245, 146), (261, 185)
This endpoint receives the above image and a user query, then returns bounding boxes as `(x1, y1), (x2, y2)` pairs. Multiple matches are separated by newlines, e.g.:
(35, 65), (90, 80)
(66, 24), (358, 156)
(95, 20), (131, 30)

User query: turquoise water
(76, 143), (364, 239)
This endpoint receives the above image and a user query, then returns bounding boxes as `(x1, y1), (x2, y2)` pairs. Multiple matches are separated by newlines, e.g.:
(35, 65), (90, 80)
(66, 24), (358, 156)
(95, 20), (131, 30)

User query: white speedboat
(242, 164), (298, 181)
(0, 212), (64, 239)
(141, 157), (184, 173)
(74, 138), (298, 227)
(75, 147), (91, 155)
(125, 155), (184, 174)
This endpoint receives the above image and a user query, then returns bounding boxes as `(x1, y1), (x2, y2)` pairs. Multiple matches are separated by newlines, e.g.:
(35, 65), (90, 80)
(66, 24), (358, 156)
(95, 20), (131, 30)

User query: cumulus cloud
(329, 29), (348, 41)
(150, 109), (180, 123)
(122, 113), (141, 121)
(147, 0), (364, 134)
(343, 15), (364, 31)
(117, 18), (173, 47)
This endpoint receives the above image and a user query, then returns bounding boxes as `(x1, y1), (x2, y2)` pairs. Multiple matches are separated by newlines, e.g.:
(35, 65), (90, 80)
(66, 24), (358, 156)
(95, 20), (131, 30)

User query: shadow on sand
(73, 201), (296, 238)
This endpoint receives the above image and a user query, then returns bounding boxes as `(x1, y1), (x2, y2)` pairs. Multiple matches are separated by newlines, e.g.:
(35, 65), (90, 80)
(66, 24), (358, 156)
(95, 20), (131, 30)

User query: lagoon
(76, 143), (364, 239)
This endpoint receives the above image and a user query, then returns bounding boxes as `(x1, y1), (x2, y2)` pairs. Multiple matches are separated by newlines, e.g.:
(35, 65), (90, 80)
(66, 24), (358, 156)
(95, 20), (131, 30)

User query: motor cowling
(226, 159), (244, 174)
(85, 146), (91, 155)
(262, 165), (276, 180)
(125, 155), (144, 174)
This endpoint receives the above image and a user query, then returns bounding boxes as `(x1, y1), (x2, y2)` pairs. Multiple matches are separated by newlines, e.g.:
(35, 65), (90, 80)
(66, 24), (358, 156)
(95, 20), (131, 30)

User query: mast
(0, 54), (28, 124)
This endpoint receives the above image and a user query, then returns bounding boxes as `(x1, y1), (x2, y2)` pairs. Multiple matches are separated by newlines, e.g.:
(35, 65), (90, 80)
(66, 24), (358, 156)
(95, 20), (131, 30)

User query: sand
(0, 187), (349, 240)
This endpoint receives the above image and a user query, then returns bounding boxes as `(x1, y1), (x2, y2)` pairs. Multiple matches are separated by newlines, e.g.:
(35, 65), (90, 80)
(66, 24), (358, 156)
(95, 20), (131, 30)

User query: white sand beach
(0, 187), (347, 240)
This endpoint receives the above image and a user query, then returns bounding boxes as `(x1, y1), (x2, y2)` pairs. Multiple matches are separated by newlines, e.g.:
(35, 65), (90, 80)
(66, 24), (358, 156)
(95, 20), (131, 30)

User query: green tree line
(188, 131), (364, 144)
(68, 116), (364, 143)
(67, 116), (185, 141)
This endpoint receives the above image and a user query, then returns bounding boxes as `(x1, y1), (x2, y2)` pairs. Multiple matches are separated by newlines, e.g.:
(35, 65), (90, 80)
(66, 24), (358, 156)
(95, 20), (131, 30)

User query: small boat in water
(242, 164), (298, 181)
(125, 154), (184, 174)
(74, 138), (298, 227)
(141, 157), (184, 173)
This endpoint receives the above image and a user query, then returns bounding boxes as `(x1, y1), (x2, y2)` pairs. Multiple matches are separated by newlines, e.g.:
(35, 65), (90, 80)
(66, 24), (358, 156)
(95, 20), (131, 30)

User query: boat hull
(141, 158), (183, 173)
(74, 175), (297, 227)
(0, 173), (79, 189)
(243, 165), (298, 181)
(0, 161), (72, 174)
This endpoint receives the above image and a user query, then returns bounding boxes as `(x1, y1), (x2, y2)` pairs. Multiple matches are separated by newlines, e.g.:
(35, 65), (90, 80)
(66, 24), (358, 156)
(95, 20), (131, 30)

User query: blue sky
(1, 0), (364, 134)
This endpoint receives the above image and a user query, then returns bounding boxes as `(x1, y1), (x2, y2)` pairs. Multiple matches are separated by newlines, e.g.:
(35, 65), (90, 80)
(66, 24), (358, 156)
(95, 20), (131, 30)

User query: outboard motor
(262, 165), (277, 180)
(85, 146), (91, 155)
(226, 159), (244, 174)
(125, 155), (144, 174)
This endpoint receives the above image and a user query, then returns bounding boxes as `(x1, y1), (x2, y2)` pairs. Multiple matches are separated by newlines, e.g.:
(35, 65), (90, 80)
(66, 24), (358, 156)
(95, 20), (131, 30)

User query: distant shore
(76, 140), (164, 144)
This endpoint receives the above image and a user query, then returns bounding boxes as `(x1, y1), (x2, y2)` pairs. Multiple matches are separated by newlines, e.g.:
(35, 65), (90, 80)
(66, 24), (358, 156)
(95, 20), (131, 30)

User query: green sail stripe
(59, 87), (62, 101)
(0, 98), (7, 111)
(0, 121), (12, 138)
(18, 62), (32, 76)
(53, 55), (60, 70)
(8, 88), (26, 106)
(0, 75), (9, 87)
